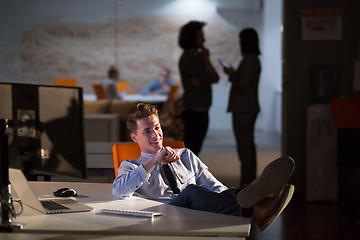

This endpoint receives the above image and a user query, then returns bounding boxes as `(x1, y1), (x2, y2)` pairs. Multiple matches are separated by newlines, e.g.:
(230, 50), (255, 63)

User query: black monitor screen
(0, 83), (86, 179)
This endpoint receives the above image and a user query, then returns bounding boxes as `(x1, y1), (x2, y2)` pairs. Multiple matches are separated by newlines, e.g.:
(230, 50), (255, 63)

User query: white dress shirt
(112, 148), (227, 203)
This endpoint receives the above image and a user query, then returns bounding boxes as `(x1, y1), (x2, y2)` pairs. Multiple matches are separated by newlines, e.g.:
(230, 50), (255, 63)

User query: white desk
(83, 94), (167, 103)
(123, 94), (167, 103)
(0, 234), (247, 240)
(7, 181), (251, 239)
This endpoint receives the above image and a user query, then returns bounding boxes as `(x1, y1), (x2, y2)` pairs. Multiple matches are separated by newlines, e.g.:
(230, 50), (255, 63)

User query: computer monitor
(0, 82), (87, 179)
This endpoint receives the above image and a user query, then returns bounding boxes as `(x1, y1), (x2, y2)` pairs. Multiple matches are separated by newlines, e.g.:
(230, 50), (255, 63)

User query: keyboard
(41, 200), (69, 210)
(100, 209), (163, 218)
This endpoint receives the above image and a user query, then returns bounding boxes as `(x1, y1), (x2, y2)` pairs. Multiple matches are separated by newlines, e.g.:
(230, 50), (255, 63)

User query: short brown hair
(126, 103), (159, 134)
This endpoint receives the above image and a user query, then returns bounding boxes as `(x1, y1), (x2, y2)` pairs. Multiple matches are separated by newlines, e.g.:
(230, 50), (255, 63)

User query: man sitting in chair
(112, 103), (295, 231)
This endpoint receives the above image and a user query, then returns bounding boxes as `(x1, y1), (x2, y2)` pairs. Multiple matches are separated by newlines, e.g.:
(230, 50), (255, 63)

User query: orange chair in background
(92, 82), (108, 99)
(116, 81), (132, 95)
(54, 78), (77, 87)
(167, 83), (180, 100)
(112, 141), (185, 177)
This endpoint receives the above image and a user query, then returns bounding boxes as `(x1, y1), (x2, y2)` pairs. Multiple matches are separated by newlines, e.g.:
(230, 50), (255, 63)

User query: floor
(199, 129), (281, 189)
(199, 129), (360, 240)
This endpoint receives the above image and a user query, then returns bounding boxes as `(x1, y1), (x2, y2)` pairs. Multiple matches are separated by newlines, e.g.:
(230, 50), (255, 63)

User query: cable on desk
(0, 189), (23, 218)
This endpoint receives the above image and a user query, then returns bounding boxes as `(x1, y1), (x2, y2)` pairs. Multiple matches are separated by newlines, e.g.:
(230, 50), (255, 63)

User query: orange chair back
(92, 82), (108, 99)
(116, 81), (132, 95)
(112, 141), (185, 177)
(54, 78), (77, 87)
(167, 83), (179, 99)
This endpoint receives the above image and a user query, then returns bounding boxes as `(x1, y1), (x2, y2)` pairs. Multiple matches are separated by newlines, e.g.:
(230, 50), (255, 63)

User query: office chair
(112, 141), (185, 177)
(167, 83), (179, 100)
(116, 81), (132, 95)
(92, 82), (108, 99)
(54, 78), (77, 87)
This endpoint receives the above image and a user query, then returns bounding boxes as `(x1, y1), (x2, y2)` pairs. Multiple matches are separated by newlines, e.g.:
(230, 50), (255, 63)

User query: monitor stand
(0, 119), (23, 232)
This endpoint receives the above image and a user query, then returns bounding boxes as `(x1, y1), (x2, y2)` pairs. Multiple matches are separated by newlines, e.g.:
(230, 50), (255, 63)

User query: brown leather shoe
(253, 184), (295, 231)
(236, 156), (295, 208)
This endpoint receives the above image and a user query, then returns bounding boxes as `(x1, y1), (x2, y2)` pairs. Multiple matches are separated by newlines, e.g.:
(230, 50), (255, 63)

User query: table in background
(83, 94), (167, 103)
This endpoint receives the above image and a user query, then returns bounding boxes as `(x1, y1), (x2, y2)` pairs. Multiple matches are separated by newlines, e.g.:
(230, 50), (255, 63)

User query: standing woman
(178, 21), (219, 155)
(222, 28), (261, 186)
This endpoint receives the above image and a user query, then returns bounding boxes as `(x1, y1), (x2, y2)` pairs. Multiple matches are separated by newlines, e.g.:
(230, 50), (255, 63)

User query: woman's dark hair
(126, 103), (159, 134)
(178, 21), (206, 50)
(239, 28), (261, 55)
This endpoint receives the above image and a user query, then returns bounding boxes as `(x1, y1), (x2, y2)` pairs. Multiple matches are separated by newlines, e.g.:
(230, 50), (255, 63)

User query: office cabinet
(306, 104), (337, 201)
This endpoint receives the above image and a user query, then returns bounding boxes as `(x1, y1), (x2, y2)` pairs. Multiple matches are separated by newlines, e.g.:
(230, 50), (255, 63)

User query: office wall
(282, 0), (360, 193)
(0, 0), (233, 92)
(0, 0), (283, 133)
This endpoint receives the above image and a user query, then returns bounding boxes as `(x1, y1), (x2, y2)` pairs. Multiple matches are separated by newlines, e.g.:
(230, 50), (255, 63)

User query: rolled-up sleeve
(112, 161), (149, 199)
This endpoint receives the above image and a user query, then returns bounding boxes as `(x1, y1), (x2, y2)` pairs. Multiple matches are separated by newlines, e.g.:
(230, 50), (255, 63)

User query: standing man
(221, 28), (261, 186)
(178, 21), (219, 155)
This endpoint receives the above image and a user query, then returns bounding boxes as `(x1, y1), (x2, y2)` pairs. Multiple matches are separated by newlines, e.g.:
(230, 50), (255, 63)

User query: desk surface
(9, 181), (251, 238)
(123, 94), (167, 102)
(83, 94), (167, 102)
(0, 233), (247, 240)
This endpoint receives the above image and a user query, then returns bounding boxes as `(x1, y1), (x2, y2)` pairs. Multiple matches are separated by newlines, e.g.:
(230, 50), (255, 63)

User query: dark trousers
(169, 184), (253, 217)
(182, 109), (209, 155)
(232, 112), (258, 186)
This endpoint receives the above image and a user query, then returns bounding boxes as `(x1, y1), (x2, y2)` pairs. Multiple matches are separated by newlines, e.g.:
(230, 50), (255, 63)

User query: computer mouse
(53, 187), (77, 197)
